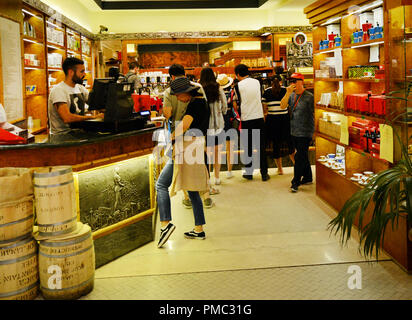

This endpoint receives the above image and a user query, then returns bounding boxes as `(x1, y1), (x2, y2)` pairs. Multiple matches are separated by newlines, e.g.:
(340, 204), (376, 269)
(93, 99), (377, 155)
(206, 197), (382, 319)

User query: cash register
(71, 79), (152, 133)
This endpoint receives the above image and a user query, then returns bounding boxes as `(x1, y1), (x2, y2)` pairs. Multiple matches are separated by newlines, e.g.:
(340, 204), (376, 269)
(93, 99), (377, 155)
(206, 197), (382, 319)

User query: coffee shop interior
(0, 0), (411, 300)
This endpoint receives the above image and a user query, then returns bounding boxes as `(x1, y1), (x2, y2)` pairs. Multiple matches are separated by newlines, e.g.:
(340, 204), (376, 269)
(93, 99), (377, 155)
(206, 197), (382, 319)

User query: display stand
(305, 0), (411, 272)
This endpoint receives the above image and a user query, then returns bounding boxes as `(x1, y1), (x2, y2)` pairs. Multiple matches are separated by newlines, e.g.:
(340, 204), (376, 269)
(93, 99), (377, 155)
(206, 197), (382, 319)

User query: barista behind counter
(48, 57), (104, 135)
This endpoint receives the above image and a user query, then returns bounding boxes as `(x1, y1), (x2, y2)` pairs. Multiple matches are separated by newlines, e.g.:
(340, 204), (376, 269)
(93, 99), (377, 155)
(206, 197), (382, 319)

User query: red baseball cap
(289, 73), (305, 81)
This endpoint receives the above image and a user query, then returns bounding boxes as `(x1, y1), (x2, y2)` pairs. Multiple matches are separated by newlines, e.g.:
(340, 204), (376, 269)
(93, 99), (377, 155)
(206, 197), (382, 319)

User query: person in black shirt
(156, 77), (210, 248)
(262, 75), (295, 175)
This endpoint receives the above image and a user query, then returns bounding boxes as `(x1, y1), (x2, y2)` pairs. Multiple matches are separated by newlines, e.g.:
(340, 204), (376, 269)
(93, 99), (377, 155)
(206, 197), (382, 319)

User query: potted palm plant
(328, 81), (412, 258)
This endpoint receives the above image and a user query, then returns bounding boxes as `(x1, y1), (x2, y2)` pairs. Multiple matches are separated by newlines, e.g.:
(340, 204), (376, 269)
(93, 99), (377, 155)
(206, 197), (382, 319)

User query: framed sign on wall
(0, 16), (24, 122)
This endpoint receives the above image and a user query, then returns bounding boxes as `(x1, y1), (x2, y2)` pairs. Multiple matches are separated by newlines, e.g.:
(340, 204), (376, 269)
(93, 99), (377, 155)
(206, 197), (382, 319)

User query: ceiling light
(261, 32), (271, 36)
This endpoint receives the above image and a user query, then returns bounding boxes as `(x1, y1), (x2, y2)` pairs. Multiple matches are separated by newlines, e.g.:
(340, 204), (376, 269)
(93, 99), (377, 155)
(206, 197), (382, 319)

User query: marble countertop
(0, 125), (159, 151)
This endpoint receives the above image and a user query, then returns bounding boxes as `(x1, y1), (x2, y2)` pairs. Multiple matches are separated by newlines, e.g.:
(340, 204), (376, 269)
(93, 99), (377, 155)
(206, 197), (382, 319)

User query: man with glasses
(280, 73), (314, 193)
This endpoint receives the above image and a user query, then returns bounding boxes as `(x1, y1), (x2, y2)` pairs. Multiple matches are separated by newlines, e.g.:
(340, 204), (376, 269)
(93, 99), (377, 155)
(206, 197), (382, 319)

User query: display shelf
(345, 111), (386, 123)
(314, 78), (344, 82)
(345, 78), (385, 83)
(24, 66), (44, 70)
(23, 36), (43, 44)
(25, 93), (47, 97)
(316, 132), (388, 164)
(344, 38), (385, 49)
(316, 160), (364, 189)
(316, 104), (345, 113)
(313, 47), (342, 55)
(47, 43), (66, 50)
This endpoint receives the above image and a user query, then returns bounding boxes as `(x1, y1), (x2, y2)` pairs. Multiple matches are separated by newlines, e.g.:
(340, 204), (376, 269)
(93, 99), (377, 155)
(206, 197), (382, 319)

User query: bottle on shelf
(335, 34), (341, 47)
(362, 20), (372, 42)
(363, 129), (371, 152)
(358, 29), (364, 43)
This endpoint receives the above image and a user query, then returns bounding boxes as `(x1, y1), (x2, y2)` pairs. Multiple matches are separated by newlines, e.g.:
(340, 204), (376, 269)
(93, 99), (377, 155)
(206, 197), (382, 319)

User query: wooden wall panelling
(315, 135), (338, 158)
(308, 0), (371, 25)
(341, 14), (359, 45)
(26, 95), (47, 127)
(304, 0), (333, 14)
(139, 51), (209, 69)
(307, 0), (348, 19)
(313, 26), (327, 50)
(0, 0), (23, 23)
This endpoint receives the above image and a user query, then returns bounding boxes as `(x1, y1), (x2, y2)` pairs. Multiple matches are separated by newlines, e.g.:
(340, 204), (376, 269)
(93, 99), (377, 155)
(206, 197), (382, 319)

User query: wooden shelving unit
(306, 0), (412, 272)
(22, 4), (48, 132)
(20, 3), (95, 134)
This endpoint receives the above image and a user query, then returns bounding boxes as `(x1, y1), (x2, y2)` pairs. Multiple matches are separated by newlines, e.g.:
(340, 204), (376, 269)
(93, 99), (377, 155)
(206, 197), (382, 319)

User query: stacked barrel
(0, 166), (95, 300)
(0, 168), (39, 300)
(33, 166), (95, 300)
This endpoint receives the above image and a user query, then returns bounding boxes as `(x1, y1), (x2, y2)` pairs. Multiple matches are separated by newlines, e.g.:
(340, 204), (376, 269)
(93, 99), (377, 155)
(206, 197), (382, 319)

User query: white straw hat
(216, 74), (233, 89)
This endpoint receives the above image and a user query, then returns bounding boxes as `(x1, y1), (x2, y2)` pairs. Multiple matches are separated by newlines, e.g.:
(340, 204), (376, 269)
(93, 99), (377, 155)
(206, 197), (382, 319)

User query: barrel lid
(33, 222), (91, 241)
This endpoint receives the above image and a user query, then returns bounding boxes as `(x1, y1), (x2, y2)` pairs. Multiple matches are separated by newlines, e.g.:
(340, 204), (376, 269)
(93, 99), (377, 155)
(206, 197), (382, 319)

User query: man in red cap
(280, 73), (314, 192)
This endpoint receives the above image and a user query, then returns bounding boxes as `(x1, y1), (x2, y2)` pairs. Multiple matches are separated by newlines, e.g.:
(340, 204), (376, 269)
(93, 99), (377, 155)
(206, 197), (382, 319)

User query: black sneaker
(184, 230), (206, 240)
(300, 179), (313, 185)
(290, 184), (299, 193)
(242, 174), (253, 180)
(157, 223), (176, 248)
(261, 174), (270, 181)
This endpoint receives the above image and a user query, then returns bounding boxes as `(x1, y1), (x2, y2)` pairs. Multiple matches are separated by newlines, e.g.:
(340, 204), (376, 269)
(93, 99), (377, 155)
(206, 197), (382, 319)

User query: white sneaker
(226, 171), (233, 179)
(215, 178), (221, 185)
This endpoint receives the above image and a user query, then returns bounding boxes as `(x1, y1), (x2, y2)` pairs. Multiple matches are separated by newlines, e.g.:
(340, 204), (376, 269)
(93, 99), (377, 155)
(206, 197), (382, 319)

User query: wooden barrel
(0, 196), (34, 244)
(0, 237), (39, 300)
(38, 223), (95, 300)
(33, 166), (77, 238)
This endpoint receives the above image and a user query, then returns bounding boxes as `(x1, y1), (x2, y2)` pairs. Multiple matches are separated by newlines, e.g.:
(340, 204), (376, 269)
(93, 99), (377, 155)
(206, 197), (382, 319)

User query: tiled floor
(79, 167), (411, 300)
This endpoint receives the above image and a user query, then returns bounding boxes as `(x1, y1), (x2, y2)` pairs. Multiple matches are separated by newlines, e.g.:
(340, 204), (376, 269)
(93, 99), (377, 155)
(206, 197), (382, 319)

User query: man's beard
(73, 75), (84, 85)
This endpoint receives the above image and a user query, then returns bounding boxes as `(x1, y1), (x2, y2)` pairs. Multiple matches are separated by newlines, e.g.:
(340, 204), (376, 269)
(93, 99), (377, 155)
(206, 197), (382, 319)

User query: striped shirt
(262, 87), (288, 115)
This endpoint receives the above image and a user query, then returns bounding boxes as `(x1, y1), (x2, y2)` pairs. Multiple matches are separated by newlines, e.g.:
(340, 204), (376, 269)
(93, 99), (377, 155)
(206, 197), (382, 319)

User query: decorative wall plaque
(77, 156), (151, 232)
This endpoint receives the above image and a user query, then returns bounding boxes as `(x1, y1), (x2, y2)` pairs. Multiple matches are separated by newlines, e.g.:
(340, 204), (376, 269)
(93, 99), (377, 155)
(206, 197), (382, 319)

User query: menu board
(0, 17), (23, 122)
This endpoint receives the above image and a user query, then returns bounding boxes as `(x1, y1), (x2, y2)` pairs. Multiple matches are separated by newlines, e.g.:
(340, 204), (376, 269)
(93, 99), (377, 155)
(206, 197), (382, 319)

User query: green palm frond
(328, 165), (410, 259)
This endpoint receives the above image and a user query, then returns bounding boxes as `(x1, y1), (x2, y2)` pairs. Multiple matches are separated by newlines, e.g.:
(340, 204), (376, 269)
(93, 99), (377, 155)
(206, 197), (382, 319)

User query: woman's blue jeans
(156, 159), (206, 226)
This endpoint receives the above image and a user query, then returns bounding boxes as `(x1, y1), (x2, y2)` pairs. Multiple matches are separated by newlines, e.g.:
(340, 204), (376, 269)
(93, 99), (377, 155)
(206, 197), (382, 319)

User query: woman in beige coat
(157, 77), (210, 248)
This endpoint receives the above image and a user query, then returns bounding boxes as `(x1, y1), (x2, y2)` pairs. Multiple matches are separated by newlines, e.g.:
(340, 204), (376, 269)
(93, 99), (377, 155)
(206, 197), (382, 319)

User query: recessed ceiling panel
(94, 0), (270, 10)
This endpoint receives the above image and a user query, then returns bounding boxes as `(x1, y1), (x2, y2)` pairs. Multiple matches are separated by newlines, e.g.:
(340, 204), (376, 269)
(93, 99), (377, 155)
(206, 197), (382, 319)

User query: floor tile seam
(94, 258), (394, 281)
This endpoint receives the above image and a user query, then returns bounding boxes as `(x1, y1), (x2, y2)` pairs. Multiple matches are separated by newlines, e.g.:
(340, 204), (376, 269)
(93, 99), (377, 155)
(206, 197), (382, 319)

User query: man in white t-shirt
(233, 64), (269, 181)
(48, 57), (103, 134)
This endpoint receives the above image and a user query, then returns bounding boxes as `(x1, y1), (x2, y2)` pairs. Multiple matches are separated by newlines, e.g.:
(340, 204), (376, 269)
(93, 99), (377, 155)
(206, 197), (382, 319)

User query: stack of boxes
(47, 53), (63, 69)
(319, 112), (341, 140)
(46, 26), (64, 46)
(315, 57), (337, 78)
(318, 92), (344, 111)
(346, 93), (386, 117)
(349, 119), (380, 157)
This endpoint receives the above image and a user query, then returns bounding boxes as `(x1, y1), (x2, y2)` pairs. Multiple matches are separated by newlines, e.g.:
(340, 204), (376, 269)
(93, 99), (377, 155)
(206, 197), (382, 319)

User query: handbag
(230, 85), (241, 129)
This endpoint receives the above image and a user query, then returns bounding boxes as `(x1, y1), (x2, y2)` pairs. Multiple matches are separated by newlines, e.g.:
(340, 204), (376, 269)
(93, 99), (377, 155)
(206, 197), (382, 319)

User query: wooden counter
(0, 126), (157, 170)
(1, 126), (160, 268)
